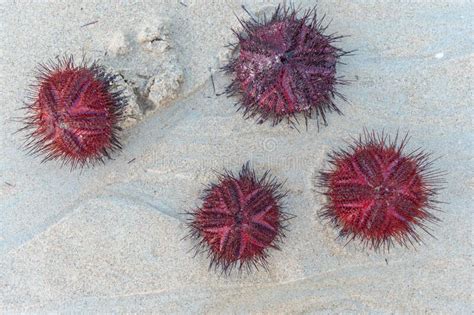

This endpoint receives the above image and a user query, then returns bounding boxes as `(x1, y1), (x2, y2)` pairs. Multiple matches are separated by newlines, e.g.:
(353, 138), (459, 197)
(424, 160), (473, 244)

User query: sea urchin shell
(20, 56), (125, 168)
(187, 163), (291, 273)
(224, 5), (349, 127)
(319, 131), (444, 250)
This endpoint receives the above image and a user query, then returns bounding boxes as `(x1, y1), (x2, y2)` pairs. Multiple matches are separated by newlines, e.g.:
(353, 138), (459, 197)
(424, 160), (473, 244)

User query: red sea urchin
(187, 163), (291, 273)
(224, 5), (349, 127)
(20, 56), (125, 168)
(319, 131), (444, 250)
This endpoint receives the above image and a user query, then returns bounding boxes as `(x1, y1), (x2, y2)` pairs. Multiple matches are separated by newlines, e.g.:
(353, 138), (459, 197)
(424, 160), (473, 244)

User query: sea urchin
(319, 131), (444, 250)
(187, 163), (291, 273)
(20, 56), (125, 168)
(224, 5), (349, 127)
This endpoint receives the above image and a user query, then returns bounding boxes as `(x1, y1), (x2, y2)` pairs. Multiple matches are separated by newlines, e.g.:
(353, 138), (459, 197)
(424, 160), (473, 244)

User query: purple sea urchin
(318, 130), (445, 250)
(187, 163), (292, 274)
(20, 56), (125, 168)
(224, 5), (349, 127)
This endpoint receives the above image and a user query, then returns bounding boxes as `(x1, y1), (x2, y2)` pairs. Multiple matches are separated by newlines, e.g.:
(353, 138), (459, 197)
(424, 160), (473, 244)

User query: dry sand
(0, 0), (473, 313)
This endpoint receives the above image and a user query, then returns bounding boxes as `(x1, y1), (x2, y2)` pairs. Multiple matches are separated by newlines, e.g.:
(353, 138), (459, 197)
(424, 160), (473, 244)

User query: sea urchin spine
(20, 56), (125, 168)
(224, 5), (349, 127)
(319, 130), (444, 250)
(187, 163), (291, 273)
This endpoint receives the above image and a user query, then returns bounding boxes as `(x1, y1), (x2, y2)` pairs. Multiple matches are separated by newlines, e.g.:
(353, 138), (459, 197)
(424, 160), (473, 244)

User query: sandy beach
(0, 0), (472, 313)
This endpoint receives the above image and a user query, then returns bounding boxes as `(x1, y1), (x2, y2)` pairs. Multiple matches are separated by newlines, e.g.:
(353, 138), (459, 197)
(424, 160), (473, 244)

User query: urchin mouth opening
(373, 185), (395, 200)
(235, 212), (243, 224)
(279, 51), (295, 63)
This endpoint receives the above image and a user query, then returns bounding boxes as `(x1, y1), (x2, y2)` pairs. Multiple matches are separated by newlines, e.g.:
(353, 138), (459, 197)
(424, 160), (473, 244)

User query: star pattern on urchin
(224, 5), (351, 127)
(186, 163), (293, 274)
(19, 56), (125, 168)
(318, 130), (445, 250)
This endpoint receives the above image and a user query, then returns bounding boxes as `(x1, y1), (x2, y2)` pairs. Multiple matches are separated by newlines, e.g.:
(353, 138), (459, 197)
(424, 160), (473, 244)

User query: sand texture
(0, 0), (473, 313)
